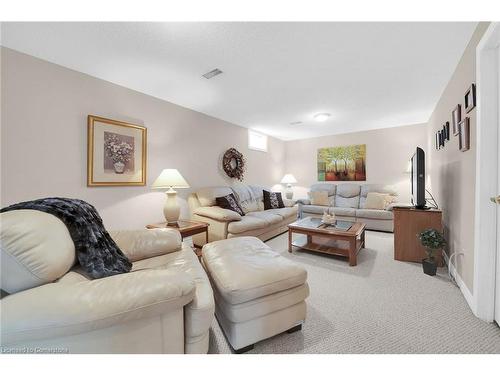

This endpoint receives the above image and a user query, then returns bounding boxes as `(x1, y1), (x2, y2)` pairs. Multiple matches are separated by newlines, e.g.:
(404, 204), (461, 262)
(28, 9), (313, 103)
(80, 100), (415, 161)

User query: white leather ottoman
(202, 236), (309, 353)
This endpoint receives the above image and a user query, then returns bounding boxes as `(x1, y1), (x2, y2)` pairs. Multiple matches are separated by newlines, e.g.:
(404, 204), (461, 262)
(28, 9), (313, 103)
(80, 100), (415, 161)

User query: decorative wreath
(222, 148), (246, 181)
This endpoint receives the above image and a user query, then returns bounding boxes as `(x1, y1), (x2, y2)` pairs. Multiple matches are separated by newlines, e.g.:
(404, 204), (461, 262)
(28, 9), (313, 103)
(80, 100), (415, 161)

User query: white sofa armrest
(296, 198), (311, 205)
(193, 206), (242, 222)
(1, 269), (195, 345)
(385, 203), (412, 211)
(110, 228), (182, 262)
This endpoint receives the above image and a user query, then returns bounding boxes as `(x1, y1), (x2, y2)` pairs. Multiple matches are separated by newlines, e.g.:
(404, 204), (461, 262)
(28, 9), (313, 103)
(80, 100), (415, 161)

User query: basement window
(248, 130), (268, 152)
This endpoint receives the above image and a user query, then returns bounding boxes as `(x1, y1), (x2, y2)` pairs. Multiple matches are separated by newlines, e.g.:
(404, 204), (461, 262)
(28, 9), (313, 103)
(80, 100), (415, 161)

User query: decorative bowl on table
(321, 212), (336, 225)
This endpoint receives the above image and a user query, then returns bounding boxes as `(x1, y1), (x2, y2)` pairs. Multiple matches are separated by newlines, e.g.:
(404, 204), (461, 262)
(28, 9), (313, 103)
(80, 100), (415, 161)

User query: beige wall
(0, 48), (285, 230)
(426, 23), (489, 292)
(285, 123), (428, 203)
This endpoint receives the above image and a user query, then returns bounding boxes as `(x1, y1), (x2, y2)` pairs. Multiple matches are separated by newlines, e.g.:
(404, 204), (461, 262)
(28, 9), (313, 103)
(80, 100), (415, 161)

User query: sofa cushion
(359, 184), (397, 208)
(216, 193), (245, 216)
(246, 211), (282, 225)
(301, 205), (328, 215)
(267, 207), (297, 219)
(309, 191), (329, 206)
(193, 206), (242, 222)
(227, 216), (267, 234)
(202, 236), (307, 304)
(249, 185), (266, 201)
(331, 207), (357, 217)
(196, 187), (233, 207)
(355, 209), (394, 220)
(336, 184), (361, 198)
(364, 192), (390, 210)
(335, 184), (361, 208)
(231, 183), (261, 213)
(310, 183), (336, 196)
(335, 195), (360, 208)
(1, 210), (76, 294)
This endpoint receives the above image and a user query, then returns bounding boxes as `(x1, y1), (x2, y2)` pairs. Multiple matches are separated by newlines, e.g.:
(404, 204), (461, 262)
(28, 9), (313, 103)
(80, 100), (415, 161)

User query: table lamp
(280, 174), (298, 199)
(152, 169), (190, 225)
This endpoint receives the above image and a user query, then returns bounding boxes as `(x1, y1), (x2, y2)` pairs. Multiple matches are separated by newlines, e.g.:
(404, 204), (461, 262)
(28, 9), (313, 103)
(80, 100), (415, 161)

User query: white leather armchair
(0, 209), (214, 354)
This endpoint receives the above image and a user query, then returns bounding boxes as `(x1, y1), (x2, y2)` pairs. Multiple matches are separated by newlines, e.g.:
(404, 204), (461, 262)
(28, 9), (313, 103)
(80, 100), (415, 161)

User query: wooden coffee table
(288, 218), (366, 266)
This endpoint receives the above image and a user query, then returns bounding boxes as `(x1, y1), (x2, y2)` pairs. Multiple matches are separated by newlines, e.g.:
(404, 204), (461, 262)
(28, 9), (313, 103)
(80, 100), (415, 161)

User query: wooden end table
(288, 218), (366, 266)
(146, 220), (209, 258)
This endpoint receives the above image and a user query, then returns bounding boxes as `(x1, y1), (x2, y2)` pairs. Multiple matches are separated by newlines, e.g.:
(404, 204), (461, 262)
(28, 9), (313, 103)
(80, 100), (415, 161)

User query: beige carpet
(208, 231), (500, 354)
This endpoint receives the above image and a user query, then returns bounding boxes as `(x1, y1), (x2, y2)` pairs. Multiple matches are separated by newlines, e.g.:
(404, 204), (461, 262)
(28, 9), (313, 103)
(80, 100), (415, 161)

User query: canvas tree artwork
(317, 144), (366, 181)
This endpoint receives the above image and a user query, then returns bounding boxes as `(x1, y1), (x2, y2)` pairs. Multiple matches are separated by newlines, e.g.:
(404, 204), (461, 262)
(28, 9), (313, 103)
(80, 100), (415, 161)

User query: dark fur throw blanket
(1, 197), (132, 279)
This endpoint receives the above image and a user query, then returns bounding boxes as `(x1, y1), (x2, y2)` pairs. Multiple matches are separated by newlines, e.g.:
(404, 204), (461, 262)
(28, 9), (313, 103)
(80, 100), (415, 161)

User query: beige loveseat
(188, 184), (298, 247)
(0, 210), (214, 354)
(298, 183), (397, 232)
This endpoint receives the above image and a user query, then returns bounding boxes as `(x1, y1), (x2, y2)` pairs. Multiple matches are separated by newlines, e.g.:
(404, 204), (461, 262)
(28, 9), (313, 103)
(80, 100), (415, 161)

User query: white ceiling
(1, 22), (477, 140)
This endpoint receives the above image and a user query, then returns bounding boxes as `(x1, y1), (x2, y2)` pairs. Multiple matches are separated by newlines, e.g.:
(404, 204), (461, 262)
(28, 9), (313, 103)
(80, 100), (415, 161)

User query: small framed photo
(87, 115), (147, 186)
(438, 130), (444, 148)
(458, 117), (470, 152)
(452, 104), (461, 136)
(442, 123), (450, 142)
(465, 83), (476, 113)
(445, 122), (450, 141)
(435, 132), (439, 150)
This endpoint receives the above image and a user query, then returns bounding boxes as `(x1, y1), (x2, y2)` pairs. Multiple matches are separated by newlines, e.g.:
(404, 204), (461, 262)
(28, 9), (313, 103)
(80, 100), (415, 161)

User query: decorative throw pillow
(309, 191), (330, 206)
(383, 195), (397, 210)
(365, 192), (393, 210)
(215, 193), (245, 216)
(263, 190), (285, 210)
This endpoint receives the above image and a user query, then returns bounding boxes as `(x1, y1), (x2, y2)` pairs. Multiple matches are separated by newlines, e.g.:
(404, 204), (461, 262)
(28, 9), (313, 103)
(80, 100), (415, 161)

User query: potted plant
(418, 228), (446, 276)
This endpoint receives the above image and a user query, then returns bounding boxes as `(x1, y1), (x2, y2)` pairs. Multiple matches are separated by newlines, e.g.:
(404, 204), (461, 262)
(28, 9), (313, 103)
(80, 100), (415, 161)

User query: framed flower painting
(87, 115), (147, 186)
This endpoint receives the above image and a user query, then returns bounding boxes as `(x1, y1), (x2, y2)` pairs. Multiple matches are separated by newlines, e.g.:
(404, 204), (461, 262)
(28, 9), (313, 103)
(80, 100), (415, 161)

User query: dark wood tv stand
(393, 207), (444, 267)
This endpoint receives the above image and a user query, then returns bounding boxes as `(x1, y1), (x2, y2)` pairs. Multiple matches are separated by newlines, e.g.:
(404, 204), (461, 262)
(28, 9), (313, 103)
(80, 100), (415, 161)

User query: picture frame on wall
(458, 117), (470, 152)
(317, 144), (366, 181)
(445, 122), (450, 141)
(87, 115), (147, 186)
(452, 104), (461, 136)
(464, 83), (476, 113)
(435, 132), (439, 150)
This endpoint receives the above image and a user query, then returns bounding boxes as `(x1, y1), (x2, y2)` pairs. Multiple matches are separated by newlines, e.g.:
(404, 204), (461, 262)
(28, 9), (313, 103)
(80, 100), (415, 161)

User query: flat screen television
(410, 147), (426, 209)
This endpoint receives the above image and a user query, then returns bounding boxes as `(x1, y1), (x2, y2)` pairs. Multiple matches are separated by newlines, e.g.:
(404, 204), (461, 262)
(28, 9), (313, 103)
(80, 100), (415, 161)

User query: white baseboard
(443, 252), (476, 314)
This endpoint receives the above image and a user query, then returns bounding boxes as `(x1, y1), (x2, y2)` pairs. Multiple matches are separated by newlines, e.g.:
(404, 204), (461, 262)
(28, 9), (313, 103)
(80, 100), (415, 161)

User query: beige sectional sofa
(188, 184), (298, 247)
(298, 183), (397, 232)
(1, 210), (214, 354)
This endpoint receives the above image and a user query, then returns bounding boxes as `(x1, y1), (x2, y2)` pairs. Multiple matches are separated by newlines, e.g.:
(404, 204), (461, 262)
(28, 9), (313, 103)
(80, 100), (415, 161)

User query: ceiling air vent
(202, 68), (223, 79)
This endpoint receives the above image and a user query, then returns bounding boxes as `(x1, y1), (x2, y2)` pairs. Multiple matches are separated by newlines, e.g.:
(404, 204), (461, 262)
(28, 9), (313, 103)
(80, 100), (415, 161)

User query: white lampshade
(152, 169), (190, 189)
(280, 174), (298, 184)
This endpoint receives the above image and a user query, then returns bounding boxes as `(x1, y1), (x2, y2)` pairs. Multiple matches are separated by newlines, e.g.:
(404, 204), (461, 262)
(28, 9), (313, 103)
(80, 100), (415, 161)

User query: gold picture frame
(87, 115), (147, 186)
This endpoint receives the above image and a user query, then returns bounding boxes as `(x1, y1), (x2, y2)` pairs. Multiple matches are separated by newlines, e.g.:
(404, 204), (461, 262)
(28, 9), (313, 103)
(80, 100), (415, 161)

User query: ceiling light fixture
(202, 68), (223, 79)
(313, 113), (331, 122)
(290, 121), (303, 126)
